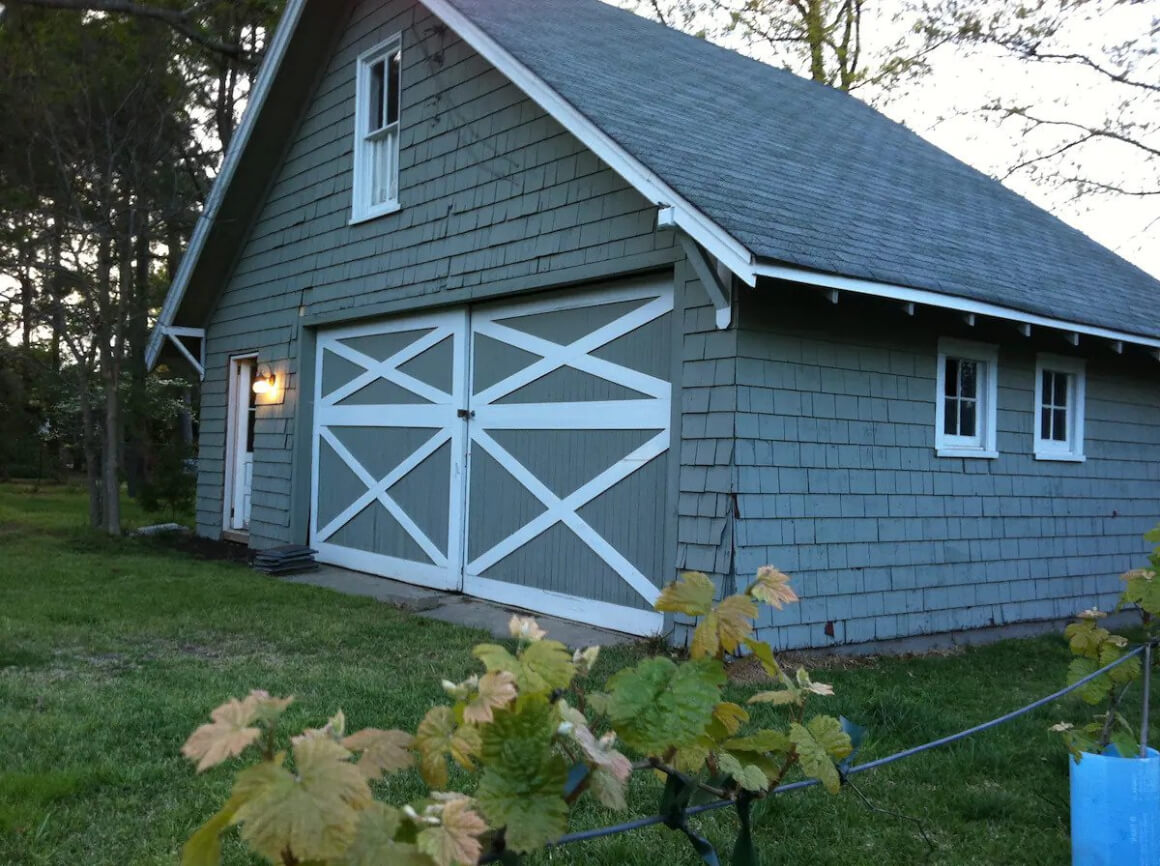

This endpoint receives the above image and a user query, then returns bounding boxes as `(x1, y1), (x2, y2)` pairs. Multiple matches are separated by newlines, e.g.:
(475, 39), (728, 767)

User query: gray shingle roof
(448, 0), (1160, 340)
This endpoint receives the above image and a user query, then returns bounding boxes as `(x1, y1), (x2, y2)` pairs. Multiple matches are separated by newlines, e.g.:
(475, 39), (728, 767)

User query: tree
(906, 0), (1158, 203)
(0, 1), (282, 532)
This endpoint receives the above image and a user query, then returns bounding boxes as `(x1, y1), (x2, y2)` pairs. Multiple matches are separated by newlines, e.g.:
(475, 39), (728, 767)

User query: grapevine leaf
(342, 803), (430, 866)
(746, 566), (799, 609)
(789, 716), (852, 795)
(707, 702), (749, 740)
(723, 730), (791, 754)
(690, 612), (720, 659)
(747, 689), (799, 707)
(416, 798), (488, 866)
(672, 743), (711, 773)
(415, 707), (471, 788)
(655, 571), (716, 616)
(742, 638), (782, 678)
(182, 794), (246, 866)
(587, 765), (628, 810)
(716, 594), (757, 653)
(518, 639), (575, 693)
(249, 691), (295, 725)
(1065, 619), (1109, 660)
(1068, 656), (1111, 705)
(463, 671), (518, 724)
(1111, 732), (1141, 759)
(715, 751), (768, 792)
(476, 697), (568, 853)
(342, 728), (415, 780)
(605, 657), (726, 753)
(570, 724), (631, 781)
(508, 615), (547, 642)
(473, 644), (520, 675)
(231, 738), (372, 863)
(573, 646), (601, 677)
(182, 697), (262, 773)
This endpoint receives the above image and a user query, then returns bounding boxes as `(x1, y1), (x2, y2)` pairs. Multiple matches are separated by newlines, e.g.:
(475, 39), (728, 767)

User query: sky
(613, 0), (1159, 278)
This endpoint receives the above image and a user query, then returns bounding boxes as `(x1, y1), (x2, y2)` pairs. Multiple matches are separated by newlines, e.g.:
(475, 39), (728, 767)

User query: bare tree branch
(2, 0), (257, 67)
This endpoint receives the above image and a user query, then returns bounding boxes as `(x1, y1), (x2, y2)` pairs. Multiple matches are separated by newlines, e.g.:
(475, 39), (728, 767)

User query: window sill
(349, 201), (401, 225)
(936, 447), (999, 459)
(1034, 451), (1086, 463)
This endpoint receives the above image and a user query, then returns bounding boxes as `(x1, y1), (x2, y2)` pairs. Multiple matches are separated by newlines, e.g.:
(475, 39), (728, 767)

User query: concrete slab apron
(281, 565), (633, 649)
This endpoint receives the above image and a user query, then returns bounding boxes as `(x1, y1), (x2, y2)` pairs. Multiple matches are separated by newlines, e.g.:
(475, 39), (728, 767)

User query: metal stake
(1141, 643), (1152, 758)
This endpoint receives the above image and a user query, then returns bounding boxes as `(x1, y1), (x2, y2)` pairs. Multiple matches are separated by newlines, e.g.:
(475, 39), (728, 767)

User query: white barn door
(311, 279), (672, 635)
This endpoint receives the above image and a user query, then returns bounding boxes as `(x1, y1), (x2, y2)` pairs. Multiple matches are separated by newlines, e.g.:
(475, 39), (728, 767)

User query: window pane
(944, 398), (958, 435)
(960, 399), (976, 437)
(960, 360), (977, 399)
(1041, 370), (1052, 405)
(1053, 371), (1069, 407)
(1053, 408), (1067, 441)
(1040, 406), (1052, 441)
(387, 49), (401, 125)
(369, 60), (385, 131)
(945, 358), (959, 397)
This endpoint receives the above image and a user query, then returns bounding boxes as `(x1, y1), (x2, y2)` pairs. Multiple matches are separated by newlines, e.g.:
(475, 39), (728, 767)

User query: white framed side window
(352, 34), (403, 223)
(1034, 354), (1085, 462)
(935, 338), (999, 458)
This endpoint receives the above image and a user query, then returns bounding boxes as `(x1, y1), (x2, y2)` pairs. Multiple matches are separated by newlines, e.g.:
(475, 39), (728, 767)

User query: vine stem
(647, 757), (731, 800)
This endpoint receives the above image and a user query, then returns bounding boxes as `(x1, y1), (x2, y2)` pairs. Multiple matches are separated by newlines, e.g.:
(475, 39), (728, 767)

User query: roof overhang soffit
(754, 260), (1160, 358)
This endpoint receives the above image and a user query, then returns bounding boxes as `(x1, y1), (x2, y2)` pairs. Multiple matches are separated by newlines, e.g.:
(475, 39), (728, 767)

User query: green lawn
(0, 482), (1142, 865)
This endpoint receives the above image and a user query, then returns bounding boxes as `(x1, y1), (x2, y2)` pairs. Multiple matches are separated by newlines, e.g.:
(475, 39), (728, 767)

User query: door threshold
(222, 529), (250, 544)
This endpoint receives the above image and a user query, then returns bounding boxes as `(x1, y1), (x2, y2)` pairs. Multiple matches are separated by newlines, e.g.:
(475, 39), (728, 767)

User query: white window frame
(351, 34), (403, 224)
(1034, 354), (1086, 462)
(935, 338), (999, 458)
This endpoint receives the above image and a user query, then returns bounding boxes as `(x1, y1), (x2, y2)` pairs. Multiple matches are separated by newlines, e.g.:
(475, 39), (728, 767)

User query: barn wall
(733, 285), (1160, 650)
(195, 0), (692, 552)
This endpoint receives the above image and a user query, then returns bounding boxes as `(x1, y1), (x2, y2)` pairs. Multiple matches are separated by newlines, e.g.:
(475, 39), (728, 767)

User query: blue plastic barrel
(1070, 745), (1160, 865)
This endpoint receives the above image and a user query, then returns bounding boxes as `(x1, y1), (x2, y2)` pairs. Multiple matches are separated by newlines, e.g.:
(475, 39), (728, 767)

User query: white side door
(226, 357), (256, 532)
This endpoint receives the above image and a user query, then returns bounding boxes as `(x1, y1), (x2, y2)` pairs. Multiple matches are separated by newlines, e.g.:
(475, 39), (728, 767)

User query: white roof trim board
(147, 0), (1160, 369)
(146, 0), (309, 370)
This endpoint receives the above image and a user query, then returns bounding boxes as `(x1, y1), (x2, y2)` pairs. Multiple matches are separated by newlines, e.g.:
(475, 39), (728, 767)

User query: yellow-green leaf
(716, 594), (757, 653)
(182, 696), (262, 773)
(342, 803), (430, 866)
(416, 798), (488, 866)
(414, 707), (478, 787)
(789, 716), (851, 795)
(182, 794), (246, 866)
(746, 566), (799, 609)
(690, 612), (720, 659)
(708, 702), (749, 739)
(342, 728), (415, 780)
(747, 689), (800, 707)
(715, 751), (769, 792)
(723, 730), (791, 754)
(231, 738), (371, 863)
(742, 638), (782, 678)
(588, 765), (628, 810)
(518, 639), (575, 693)
(656, 571), (716, 616)
(473, 643), (520, 674)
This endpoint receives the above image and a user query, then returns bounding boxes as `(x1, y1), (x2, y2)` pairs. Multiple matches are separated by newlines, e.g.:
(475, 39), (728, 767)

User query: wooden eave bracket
(163, 326), (206, 380)
(675, 231), (733, 330)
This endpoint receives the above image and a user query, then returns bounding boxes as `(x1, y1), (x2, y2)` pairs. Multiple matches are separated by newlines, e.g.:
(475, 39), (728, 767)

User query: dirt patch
(725, 649), (885, 684)
(146, 531), (253, 564)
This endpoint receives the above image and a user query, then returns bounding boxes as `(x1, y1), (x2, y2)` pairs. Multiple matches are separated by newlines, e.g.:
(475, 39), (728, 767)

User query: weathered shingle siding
(674, 259), (736, 577)
(734, 287), (1160, 650)
(196, 0), (678, 546)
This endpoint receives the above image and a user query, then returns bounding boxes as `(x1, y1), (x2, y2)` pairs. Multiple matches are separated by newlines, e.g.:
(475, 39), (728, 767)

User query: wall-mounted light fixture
(252, 369), (276, 395)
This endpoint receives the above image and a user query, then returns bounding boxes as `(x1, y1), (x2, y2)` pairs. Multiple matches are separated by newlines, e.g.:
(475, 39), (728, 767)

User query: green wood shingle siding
(196, 0), (677, 551)
(732, 287), (1160, 649)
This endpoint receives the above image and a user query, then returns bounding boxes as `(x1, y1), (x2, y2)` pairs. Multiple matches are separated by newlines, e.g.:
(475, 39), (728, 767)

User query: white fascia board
(145, 0), (309, 370)
(421, 0), (756, 285)
(754, 261), (1160, 351)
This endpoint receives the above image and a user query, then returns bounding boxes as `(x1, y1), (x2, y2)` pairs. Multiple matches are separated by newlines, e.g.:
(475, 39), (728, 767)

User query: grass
(0, 482), (1148, 865)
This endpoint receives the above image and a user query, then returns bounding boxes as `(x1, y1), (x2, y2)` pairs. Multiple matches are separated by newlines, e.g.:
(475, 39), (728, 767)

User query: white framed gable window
(352, 35), (402, 223)
(1034, 354), (1085, 461)
(935, 338), (999, 458)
